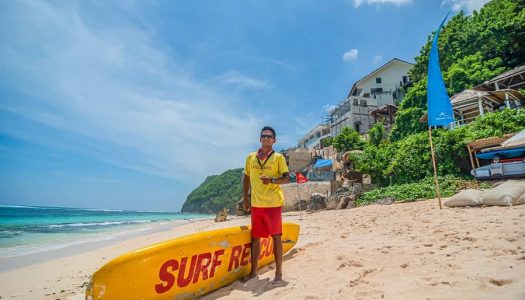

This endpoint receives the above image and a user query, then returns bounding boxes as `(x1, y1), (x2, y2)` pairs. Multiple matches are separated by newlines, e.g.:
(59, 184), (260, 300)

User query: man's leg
(272, 234), (282, 281)
(246, 237), (260, 279)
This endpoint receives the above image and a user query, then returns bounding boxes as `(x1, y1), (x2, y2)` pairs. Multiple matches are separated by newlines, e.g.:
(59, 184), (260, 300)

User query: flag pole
(428, 126), (442, 209)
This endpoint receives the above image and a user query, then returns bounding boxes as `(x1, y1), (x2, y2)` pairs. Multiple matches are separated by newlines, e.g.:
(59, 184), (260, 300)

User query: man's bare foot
(241, 273), (258, 283)
(270, 277), (285, 286)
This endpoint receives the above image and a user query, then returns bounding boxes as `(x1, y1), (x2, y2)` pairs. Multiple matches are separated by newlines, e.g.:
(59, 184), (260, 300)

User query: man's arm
(261, 172), (290, 185)
(243, 174), (251, 211)
(272, 172), (290, 184)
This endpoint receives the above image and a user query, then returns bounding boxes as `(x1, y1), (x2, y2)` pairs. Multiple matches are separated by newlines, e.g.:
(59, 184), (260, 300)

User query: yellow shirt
(244, 151), (289, 208)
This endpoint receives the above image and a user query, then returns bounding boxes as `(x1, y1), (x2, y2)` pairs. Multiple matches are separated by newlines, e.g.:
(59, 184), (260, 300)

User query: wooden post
(428, 126), (442, 209)
(467, 144), (476, 177)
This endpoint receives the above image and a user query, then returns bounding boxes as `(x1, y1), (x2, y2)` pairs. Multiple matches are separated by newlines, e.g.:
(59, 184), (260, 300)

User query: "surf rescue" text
(155, 238), (275, 294)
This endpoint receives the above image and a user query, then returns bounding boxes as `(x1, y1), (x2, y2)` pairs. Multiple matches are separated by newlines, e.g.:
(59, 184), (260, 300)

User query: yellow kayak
(86, 222), (300, 299)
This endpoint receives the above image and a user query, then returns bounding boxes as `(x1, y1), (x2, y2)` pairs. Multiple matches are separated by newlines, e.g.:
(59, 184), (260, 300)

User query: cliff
(181, 168), (243, 213)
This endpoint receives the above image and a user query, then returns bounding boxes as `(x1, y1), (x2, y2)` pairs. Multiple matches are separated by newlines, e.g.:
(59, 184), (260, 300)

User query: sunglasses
(260, 134), (274, 139)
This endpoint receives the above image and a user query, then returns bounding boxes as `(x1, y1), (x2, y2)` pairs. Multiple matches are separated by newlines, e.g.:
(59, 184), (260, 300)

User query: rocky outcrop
(307, 184), (362, 211)
(236, 197), (250, 216)
(376, 196), (395, 205)
(308, 193), (327, 210)
(214, 208), (229, 222)
(290, 199), (309, 212)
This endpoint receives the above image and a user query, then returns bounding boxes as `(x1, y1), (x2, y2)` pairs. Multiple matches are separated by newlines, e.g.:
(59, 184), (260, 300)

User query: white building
(329, 58), (414, 135)
(298, 124), (331, 150)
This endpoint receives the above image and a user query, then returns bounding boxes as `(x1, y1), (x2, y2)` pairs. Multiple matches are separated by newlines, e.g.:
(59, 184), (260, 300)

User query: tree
(353, 108), (525, 186)
(389, 107), (427, 142)
(368, 122), (386, 146)
(181, 168), (244, 213)
(322, 136), (333, 147)
(332, 127), (365, 152)
(392, 0), (525, 139)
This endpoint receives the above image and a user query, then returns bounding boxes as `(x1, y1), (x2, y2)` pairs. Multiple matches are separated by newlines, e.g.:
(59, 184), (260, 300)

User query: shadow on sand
(200, 251), (297, 299)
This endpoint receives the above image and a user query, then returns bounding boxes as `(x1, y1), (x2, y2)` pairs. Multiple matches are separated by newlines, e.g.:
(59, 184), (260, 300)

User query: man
(243, 126), (290, 283)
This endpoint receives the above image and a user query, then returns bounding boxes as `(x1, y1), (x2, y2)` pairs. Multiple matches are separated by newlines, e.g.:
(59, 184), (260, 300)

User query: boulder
(376, 196), (395, 205)
(289, 199), (309, 212)
(308, 193), (327, 211)
(346, 200), (356, 209)
(215, 208), (229, 222)
(336, 195), (350, 209)
(236, 197), (250, 216)
(325, 195), (339, 210)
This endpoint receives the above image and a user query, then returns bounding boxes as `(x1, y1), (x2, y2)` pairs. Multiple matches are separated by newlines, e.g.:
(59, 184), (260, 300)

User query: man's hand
(260, 176), (272, 184)
(243, 197), (251, 212)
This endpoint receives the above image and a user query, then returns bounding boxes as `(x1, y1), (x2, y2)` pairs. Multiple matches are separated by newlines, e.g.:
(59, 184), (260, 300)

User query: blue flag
(427, 13), (454, 127)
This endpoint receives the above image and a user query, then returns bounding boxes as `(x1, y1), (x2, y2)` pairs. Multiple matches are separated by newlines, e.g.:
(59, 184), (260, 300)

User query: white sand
(1, 199), (524, 300)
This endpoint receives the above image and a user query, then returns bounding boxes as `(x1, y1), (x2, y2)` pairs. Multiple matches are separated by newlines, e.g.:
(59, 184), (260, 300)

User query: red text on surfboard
(155, 238), (275, 294)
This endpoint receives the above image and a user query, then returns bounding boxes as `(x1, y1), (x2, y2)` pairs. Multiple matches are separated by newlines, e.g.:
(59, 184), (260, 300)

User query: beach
(1, 199), (524, 300)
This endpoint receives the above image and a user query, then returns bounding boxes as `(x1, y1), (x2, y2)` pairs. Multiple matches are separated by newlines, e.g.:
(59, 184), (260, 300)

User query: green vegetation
(332, 127), (365, 152)
(352, 108), (525, 186)
(322, 136), (333, 147)
(182, 0), (525, 212)
(368, 122), (387, 146)
(390, 0), (525, 140)
(349, 0), (525, 187)
(356, 175), (492, 206)
(181, 168), (243, 213)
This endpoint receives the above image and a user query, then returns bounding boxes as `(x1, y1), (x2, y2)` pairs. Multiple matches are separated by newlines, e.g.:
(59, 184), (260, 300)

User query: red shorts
(250, 207), (282, 238)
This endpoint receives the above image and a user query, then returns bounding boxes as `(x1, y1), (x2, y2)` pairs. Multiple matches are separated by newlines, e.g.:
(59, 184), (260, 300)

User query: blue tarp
(313, 159), (332, 169)
(476, 148), (525, 160)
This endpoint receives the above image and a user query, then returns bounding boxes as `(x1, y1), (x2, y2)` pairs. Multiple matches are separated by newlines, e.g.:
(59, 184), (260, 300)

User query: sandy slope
(1, 199), (524, 300)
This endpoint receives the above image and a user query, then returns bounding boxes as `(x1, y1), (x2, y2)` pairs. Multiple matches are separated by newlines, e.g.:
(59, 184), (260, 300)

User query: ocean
(0, 205), (210, 258)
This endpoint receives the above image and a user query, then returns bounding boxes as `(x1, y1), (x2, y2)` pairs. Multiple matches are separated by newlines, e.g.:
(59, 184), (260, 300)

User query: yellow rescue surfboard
(85, 222), (300, 300)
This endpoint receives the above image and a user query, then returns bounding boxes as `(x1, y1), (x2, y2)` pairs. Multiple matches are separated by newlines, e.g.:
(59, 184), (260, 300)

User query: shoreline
(0, 219), (200, 271)
(1, 200), (524, 299)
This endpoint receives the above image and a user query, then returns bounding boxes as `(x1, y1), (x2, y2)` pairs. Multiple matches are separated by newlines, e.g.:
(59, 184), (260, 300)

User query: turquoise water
(0, 205), (210, 257)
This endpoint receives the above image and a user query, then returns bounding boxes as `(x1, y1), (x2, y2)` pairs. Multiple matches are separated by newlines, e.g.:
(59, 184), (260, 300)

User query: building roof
(297, 124), (330, 145)
(347, 58), (414, 98)
(474, 64), (525, 91)
(368, 104), (398, 115)
(450, 89), (524, 108)
(467, 133), (516, 150)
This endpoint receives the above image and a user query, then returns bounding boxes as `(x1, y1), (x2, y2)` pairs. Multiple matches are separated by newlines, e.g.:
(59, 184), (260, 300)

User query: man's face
(260, 129), (276, 147)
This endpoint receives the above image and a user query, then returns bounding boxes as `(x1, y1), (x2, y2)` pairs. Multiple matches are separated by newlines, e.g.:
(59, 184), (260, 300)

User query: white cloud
(352, 0), (413, 8)
(373, 55), (383, 64)
(0, 1), (261, 186)
(342, 49), (359, 62)
(215, 71), (269, 89)
(323, 104), (337, 113)
(441, 0), (490, 12)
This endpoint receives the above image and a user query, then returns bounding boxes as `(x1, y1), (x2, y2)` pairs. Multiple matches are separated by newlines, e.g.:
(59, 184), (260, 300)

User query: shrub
(356, 175), (491, 206)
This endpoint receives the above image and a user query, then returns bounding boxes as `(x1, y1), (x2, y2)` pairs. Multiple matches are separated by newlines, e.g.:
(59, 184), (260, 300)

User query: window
(363, 93), (370, 98)
(403, 75), (409, 84)
(360, 100), (367, 107)
(352, 88), (362, 96)
(354, 122), (361, 132)
(376, 77), (382, 84)
(352, 99), (359, 106)
(370, 88), (383, 94)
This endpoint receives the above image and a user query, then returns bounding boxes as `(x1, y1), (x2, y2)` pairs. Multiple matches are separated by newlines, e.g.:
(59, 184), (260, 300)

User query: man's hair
(261, 126), (276, 137)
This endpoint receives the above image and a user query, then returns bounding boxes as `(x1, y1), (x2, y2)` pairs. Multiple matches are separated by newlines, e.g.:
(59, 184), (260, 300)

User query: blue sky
(0, 0), (489, 211)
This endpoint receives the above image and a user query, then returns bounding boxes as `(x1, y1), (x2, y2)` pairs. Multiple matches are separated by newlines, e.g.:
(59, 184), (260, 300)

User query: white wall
(355, 60), (412, 107)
